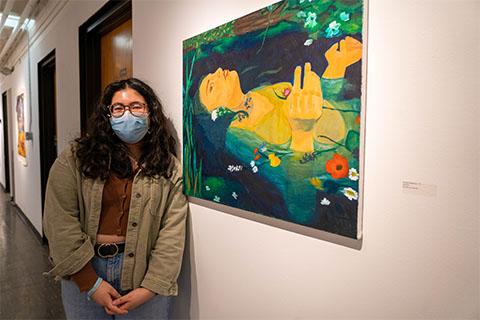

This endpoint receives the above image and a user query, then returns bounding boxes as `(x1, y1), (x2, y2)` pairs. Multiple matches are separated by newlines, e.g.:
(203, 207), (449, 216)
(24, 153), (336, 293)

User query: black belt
(94, 243), (125, 258)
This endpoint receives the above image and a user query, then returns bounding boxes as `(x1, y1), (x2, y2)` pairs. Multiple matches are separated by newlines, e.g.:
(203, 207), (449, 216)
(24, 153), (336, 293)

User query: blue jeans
(61, 252), (171, 319)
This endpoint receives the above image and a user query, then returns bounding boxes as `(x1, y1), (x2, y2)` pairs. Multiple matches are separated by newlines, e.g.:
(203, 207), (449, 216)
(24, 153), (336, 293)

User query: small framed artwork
(16, 91), (27, 166)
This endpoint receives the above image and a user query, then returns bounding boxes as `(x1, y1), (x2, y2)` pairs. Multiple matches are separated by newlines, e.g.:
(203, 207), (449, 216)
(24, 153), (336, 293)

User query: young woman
(43, 78), (188, 319)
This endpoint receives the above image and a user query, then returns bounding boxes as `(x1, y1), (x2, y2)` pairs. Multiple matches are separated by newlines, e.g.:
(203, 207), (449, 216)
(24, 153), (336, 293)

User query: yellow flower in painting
(310, 177), (323, 190)
(268, 154), (281, 167)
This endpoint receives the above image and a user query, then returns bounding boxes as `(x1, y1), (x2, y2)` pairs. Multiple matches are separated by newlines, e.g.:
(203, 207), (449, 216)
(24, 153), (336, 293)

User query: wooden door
(100, 18), (132, 91)
(78, 0), (132, 132)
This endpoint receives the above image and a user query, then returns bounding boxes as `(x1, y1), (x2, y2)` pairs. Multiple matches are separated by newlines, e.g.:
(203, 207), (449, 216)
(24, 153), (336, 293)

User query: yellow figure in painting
(199, 36), (362, 153)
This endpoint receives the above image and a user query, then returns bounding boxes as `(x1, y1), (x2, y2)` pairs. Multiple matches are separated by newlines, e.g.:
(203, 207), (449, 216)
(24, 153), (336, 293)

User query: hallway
(0, 189), (65, 319)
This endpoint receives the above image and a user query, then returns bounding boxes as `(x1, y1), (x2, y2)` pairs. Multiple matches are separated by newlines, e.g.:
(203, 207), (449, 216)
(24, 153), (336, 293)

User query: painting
(183, 0), (365, 239)
(16, 92), (27, 166)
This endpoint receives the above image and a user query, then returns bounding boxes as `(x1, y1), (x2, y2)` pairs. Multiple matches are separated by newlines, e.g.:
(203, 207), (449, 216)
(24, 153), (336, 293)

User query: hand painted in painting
(184, 0), (364, 238)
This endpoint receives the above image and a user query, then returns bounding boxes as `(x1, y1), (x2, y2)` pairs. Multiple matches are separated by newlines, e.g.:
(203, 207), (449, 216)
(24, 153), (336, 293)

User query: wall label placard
(402, 181), (437, 197)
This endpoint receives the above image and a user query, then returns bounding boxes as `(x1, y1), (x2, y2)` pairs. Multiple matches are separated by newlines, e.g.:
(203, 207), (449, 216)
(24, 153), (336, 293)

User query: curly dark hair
(74, 78), (177, 180)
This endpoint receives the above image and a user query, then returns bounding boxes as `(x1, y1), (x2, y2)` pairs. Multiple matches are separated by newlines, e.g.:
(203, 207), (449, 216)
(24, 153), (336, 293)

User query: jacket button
(135, 193), (141, 198)
(132, 222), (137, 227)
(128, 253), (134, 258)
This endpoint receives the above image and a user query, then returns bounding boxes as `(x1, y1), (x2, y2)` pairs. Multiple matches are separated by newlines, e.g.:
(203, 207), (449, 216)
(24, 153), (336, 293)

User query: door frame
(38, 49), (57, 213)
(78, 0), (132, 133)
(1, 91), (10, 193)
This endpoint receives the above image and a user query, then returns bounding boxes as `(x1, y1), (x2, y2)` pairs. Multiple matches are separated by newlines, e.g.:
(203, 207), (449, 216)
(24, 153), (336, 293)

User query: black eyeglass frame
(107, 102), (149, 118)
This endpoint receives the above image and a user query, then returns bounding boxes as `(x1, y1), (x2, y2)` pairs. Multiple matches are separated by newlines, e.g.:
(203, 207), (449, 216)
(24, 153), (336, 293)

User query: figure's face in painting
(199, 68), (244, 111)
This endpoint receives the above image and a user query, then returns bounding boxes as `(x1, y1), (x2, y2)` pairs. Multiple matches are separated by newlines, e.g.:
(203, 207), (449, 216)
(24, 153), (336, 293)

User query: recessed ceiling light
(0, 14), (35, 30)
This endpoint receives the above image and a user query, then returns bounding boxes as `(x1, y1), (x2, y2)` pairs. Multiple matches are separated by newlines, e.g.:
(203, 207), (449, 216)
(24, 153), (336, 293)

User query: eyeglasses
(108, 102), (149, 118)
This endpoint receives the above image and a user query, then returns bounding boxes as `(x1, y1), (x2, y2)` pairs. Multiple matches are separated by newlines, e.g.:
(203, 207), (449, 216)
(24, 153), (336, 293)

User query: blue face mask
(110, 111), (149, 144)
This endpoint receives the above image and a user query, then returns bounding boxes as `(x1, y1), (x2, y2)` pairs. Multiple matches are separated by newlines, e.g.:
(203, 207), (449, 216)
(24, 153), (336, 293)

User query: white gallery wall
(0, 0), (477, 319)
(133, 0), (479, 319)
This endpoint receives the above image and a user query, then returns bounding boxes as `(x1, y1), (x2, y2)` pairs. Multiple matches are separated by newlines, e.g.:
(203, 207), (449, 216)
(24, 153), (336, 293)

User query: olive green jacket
(43, 144), (188, 296)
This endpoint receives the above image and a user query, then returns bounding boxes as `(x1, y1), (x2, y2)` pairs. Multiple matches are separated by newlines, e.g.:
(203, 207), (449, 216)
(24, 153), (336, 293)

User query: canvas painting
(16, 92), (27, 166)
(183, 0), (365, 239)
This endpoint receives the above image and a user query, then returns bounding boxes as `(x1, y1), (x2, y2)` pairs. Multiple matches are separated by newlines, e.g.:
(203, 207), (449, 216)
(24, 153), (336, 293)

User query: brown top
(98, 173), (133, 236)
(71, 173), (134, 292)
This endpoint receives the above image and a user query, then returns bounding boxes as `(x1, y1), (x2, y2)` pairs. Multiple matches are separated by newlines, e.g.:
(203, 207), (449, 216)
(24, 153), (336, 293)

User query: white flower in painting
(232, 192), (238, 200)
(227, 165), (243, 172)
(320, 197), (331, 206)
(252, 166), (258, 173)
(340, 11), (350, 21)
(296, 10), (306, 18)
(304, 12), (318, 29)
(304, 39), (313, 46)
(326, 20), (341, 38)
(205, 185), (210, 191)
(349, 168), (359, 181)
(329, 20), (341, 30)
(342, 187), (358, 201)
(250, 161), (256, 167)
(213, 195), (220, 203)
(260, 146), (267, 153)
(211, 109), (218, 121)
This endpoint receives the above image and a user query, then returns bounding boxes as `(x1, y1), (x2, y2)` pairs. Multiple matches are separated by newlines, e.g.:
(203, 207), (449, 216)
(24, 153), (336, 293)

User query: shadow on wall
(164, 118), (181, 158)
(189, 197), (363, 250)
(170, 211), (199, 319)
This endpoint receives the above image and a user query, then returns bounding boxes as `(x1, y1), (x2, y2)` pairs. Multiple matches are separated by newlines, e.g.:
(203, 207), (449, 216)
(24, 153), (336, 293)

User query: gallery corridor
(0, 188), (65, 319)
(0, 0), (478, 318)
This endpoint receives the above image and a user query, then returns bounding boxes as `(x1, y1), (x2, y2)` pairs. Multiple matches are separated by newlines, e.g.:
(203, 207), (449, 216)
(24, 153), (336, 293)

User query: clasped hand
(286, 62), (323, 132)
(90, 281), (155, 315)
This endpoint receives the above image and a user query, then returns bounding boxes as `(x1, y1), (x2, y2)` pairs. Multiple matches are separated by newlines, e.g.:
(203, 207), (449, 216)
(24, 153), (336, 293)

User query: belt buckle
(97, 243), (119, 258)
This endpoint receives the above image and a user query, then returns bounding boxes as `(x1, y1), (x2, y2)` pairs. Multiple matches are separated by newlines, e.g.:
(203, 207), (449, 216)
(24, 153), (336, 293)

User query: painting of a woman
(184, 0), (364, 238)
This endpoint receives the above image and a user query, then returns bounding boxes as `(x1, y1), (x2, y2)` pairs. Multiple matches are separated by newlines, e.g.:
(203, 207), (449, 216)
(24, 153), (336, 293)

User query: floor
(0, 190), (66, 319)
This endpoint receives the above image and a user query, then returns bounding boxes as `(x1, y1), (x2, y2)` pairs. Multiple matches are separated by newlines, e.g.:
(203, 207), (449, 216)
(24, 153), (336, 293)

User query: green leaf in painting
(345, 130), (360, 152)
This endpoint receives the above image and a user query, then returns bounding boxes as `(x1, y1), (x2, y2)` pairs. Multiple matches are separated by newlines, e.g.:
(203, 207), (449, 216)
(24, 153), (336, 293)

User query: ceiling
(0, 0), (49, 74)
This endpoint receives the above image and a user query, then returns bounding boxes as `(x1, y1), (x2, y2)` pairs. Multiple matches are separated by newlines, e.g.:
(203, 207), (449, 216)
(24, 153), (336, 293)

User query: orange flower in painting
(325, 153), (349, 179)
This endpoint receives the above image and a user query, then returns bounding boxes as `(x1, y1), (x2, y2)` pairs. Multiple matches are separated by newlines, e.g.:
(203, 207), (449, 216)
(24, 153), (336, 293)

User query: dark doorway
(38, 49), (57, 213)
(1, 91), (10, 193)
(78, 0), (132, 133)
